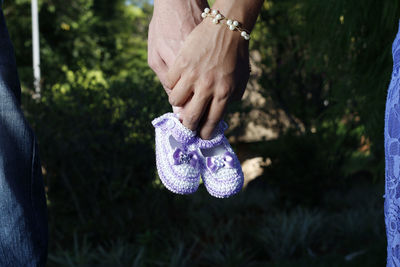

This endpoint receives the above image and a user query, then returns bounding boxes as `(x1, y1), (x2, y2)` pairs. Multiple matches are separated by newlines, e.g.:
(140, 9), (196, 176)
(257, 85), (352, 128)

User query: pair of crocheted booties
(152, 113), (244, 198)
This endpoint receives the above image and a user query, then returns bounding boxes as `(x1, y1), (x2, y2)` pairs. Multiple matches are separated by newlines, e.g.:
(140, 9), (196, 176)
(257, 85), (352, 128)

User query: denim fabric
(0, 6), (48, 267)
(385, 20), (400, 267)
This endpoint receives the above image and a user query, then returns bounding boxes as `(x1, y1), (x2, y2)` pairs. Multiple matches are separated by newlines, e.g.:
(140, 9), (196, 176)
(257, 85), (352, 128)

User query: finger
(158, 67), (171, 94)
(199, 98), (226, 140)
(148, 49), (166, 74)
(172, 106), (183, 114)
(148, 51), (171, 92)
(168, 76), (194, 107)
(158, 46), (177, 95)
(165, 56), (186, 89)
(181, 93), (212, 131)
(159, 42), (180, 68)
(155, 63), (174, 96)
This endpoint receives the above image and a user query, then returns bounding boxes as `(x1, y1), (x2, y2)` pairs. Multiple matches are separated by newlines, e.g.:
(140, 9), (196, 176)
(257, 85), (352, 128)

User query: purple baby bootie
(152, 113), (201, 194)
(197, 122), (244, 198)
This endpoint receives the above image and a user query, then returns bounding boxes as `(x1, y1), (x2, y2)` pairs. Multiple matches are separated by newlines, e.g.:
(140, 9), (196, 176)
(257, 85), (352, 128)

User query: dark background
(3, 0), (400, 265)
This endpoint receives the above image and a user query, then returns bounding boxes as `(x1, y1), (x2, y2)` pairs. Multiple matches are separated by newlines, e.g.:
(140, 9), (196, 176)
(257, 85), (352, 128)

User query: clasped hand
(148, 1), (250, 140)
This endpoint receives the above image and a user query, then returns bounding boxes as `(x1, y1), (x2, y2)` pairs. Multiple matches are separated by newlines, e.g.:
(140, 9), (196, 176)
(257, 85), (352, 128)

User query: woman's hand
(165, 19), (250, 139)
(147, 0), (208, 95)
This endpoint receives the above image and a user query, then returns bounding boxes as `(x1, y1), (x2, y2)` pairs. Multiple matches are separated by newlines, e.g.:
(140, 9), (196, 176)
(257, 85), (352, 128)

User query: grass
(47, 181), (386, 267)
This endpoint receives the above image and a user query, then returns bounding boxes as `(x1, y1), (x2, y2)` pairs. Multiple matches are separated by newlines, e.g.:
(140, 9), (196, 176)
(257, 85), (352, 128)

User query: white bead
(244, 35), (250, 40)
(212, 18), (218, 24)
(211, 9), (218, 15)
(204, 8), (210, 14)
(241, 31), (247, 37)
(227, 19), (233, 25)
(216, 14), (222, 20)
(233, 21), (239, 26)
(229, 25), (235, 31)
(201, 13), (207, 18)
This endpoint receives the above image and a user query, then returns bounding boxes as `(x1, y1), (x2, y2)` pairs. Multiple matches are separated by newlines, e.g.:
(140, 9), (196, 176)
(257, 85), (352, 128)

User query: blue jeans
(0, 6), (48, 267)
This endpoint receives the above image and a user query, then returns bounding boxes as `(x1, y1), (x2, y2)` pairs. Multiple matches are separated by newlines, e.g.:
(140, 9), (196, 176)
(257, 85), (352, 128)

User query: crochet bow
(173, 148), (199, 168)
(206, 152), (235, 173)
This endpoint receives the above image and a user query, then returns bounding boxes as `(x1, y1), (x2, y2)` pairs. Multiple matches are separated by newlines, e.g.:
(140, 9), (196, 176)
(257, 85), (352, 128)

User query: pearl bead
(244, 35), (250, 40)
(201, 13), (207, 18)
(212, 18), (218, 24)
(227, 20), (233, 25)
(204, 8), (210, 14)
(233, 21), (239, 26)
(211, 9), (218, 15)
(216, 14), (222, 20)
(241, 31), (247, 37)
(229, 25), (235, 31)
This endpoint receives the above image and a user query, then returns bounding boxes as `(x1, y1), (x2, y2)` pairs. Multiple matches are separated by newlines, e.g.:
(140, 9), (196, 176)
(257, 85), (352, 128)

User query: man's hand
(165, 18), (250, 140)
(148, 0), (208, 96)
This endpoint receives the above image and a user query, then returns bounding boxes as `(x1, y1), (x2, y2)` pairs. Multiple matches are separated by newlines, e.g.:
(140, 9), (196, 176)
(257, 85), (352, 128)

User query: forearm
(212, 0), (264, 32)
(153, 0), (209, 33)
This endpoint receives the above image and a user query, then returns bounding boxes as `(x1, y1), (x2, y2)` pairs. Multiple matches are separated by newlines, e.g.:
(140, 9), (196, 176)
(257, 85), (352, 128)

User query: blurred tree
(2, 0), (399, 257)
(301, 0), (400, 172)
(4, 0), (170, 245)
(247, 0), (400, 193)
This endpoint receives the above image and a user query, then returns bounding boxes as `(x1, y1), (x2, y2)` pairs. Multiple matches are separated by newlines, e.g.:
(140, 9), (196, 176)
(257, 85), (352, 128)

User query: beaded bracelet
(201, 8), (251, 40)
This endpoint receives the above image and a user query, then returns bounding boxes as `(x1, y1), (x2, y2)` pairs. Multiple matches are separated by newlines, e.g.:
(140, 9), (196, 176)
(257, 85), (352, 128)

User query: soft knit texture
(152, 113), (201, 194)
(195, 121), (228, 149)
(152, 112), (244, 198)
(197, 128), (244, 198)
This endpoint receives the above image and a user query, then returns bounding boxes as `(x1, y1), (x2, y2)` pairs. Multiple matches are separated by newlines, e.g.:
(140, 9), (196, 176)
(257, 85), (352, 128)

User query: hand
(165, 19), (250, 139)
(147, 0), (208, 96)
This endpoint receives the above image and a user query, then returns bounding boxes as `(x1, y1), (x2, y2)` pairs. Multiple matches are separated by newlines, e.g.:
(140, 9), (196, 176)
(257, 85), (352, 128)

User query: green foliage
(2, 0), (398, 264)
(249, 0), (400, 179)
(6, 0), (169, 247)
(258, 208), (323, 259)
(45, 185), (385, 266)
(25, 63), (169, 242)
(253, 121), (365, 205)
(49, 235), (145, 267)
(301, 0), (399, 157)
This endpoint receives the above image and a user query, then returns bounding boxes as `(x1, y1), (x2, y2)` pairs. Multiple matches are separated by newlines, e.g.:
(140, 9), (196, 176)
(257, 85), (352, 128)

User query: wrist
(201, 18), (249, 51)
(201, 8), (251, 41)
(211, 0), (264, 32)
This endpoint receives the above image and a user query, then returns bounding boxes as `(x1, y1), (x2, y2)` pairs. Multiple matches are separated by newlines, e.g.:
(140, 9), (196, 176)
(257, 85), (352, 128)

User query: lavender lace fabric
(385, 20), (400, 267)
